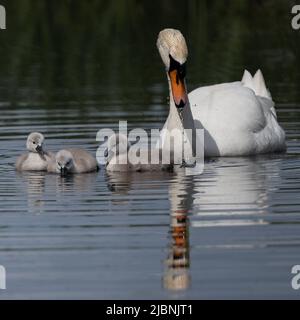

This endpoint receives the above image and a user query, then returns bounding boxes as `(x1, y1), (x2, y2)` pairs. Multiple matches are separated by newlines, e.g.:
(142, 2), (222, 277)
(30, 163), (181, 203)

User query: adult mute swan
(16, 132), (54, 171)
(156, 28), (286, 158)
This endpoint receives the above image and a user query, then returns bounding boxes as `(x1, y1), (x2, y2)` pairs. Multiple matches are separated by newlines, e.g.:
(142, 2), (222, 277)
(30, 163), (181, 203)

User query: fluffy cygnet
(15, 132), (54, 171)
(105, 134), (173, 172)
(47, 148), (98, 175)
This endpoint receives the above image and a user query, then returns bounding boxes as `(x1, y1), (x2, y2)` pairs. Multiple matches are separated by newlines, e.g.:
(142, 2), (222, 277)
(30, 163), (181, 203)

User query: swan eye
(32, 141), (36, 145)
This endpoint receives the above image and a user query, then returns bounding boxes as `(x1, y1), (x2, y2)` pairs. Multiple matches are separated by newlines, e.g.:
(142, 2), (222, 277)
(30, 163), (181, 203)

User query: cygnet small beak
(36, 145), (44, 155)
(60, 166), (68, 177)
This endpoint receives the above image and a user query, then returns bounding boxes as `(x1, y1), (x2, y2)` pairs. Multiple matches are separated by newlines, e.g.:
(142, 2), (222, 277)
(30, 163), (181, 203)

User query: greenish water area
(0, 0), (300, 299)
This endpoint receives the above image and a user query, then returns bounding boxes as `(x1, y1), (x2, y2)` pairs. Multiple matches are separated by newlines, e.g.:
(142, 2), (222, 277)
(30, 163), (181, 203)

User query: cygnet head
(26, 132), (45, 155)
(104, 134), (131, 163)
(55, 150), (74, 176)
(157, 28), (188, 109)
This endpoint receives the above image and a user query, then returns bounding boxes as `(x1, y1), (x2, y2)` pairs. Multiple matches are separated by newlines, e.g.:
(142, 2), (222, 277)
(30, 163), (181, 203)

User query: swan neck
(166, 73), (196, 156)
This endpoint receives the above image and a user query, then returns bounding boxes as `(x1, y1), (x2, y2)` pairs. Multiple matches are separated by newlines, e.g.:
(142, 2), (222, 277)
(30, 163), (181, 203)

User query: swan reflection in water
(163, 169), (194, 291)
(17, 153), (283, 292)
(17, 171), (98, 214)
(192, 155), (284, 227)
(17, 171), (47, 215)
(163, 155), (283, 290)
(106, 168), (194, 291)
(106, 154), (283, 292)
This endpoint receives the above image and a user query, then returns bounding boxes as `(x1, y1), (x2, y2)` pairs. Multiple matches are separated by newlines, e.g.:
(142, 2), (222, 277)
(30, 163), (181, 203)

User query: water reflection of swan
(106, 169), (191, 291)
(105, 170), (174, 207)
(163, 155), (283, 291)
(105, 171), (132, 195)
(105, 171), (173, 195)
(192, 156), (283, 228)
(18, 171), (98, 214)
(17, 172), (47, 214)
(49, 172), (99, 194)
(103, 154), (283, 293)
(105, 169), (193, 290)
(163, 169), (193, 291)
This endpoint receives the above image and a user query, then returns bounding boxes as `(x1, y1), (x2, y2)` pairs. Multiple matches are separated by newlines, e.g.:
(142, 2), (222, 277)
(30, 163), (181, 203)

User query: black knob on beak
(175, 99), (186, 110)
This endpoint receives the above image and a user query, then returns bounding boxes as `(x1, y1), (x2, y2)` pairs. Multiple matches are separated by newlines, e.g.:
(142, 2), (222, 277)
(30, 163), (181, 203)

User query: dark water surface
(0, 0), (300, 299)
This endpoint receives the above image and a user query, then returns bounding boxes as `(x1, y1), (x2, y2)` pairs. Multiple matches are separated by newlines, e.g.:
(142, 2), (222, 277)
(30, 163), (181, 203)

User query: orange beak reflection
(169, 69), (188, 109)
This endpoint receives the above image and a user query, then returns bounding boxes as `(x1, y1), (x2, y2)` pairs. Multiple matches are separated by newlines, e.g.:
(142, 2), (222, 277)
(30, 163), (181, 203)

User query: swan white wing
(189, 82), (266, 132)
(188, 81), (285, 156)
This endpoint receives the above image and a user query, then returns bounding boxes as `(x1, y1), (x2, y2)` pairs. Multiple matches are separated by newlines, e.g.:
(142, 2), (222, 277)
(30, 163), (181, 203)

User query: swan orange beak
(169, 69), (188, 109)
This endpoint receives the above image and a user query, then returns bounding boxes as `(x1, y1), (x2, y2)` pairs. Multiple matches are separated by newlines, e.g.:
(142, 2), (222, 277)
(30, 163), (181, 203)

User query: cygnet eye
(32, 141), (36, 145)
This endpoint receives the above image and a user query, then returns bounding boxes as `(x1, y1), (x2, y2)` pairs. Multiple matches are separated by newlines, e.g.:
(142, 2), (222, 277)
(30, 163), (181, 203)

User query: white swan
(156, 29), (286, 158)
(15, 132), (54, 171)
(47, 148), (98, 175)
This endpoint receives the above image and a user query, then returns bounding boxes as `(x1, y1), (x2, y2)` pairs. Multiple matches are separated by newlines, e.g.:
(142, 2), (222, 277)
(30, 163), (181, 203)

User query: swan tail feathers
(254, 70), (277, 116)
(241, 69), (272, 100)
(241, 70), (255, 91)
(253, 69), (272, 100)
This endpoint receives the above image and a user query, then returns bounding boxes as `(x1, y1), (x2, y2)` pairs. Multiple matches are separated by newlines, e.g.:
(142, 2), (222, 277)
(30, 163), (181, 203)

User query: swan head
(26, 132), (45, 155)
(157, 28), (188, 69)
(157, 29), (189, 109)
(104, 134), (131, 164)
(55, 150), (74, 176)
